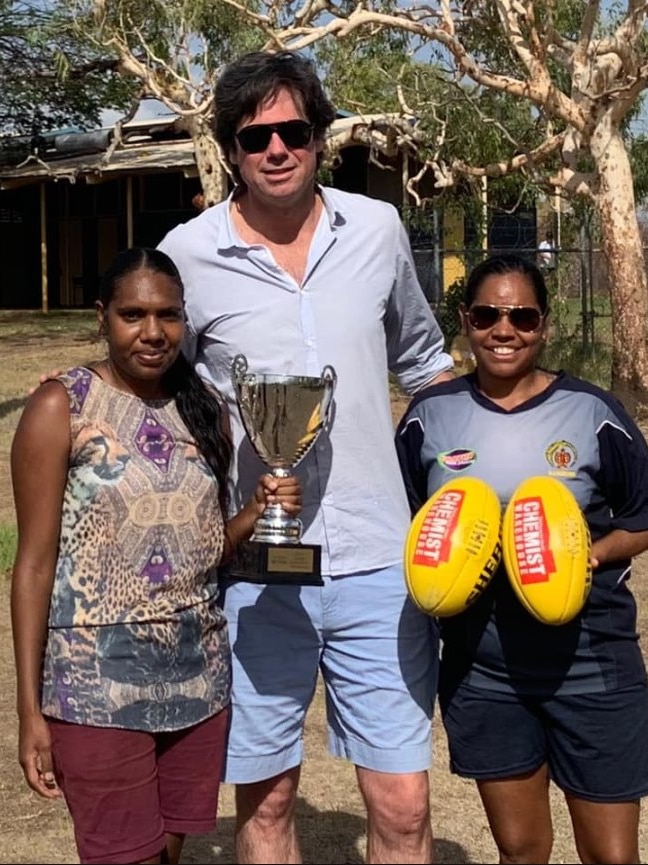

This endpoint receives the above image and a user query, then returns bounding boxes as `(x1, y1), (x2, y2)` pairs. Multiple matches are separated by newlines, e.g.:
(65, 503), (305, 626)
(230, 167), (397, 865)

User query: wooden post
(40, 182), (48, 313)
(554, 187), (562, 304)
(126, 176), (134, 247)
(481, 176), (488, 253)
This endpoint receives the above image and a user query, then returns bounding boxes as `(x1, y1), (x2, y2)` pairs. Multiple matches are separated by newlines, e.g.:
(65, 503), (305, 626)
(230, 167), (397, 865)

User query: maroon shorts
(48, 708), (230, 865)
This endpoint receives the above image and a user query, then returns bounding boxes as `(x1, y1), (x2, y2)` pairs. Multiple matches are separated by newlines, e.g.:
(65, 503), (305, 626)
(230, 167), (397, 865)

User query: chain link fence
(412, 244), (615, 388)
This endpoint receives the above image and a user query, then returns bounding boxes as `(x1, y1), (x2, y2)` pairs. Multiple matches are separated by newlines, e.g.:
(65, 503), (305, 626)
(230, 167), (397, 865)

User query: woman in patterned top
(10, 247), (301, 865)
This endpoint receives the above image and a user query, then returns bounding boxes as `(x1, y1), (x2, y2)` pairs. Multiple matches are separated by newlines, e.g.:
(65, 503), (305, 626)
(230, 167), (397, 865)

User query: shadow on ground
(0, 397), (26, 421)
(183, 797), (471, 864)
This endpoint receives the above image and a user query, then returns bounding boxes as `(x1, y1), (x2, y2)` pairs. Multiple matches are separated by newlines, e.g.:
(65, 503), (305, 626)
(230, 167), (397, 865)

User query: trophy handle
(319, 365), (337, 428)
(321, 365), (337, 382)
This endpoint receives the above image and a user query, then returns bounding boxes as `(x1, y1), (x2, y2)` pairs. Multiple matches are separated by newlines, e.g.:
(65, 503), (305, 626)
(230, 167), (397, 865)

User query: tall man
(158, 50), (454, 864)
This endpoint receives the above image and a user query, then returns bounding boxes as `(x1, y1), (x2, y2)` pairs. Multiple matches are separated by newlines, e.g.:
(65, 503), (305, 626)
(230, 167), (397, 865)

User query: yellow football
(502, 476), (592, 626)
(404, 476), (502, 617)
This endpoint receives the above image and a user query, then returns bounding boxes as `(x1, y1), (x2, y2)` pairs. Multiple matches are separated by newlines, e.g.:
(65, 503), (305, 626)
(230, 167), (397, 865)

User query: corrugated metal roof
(0, 140), (198, 188)
(0, 114), (403, 189)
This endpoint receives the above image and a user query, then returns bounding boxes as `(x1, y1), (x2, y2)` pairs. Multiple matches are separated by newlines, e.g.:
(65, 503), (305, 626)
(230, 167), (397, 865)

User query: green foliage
(317, 36), (427, 115)
(62, 0), (266, 96)
(543, 338), (612, 390)
(0, 0), (135, 134)
(309, 0), (648, 227)
(630, 132), (648, 207)
(0, 523), (16, 578)
(401, 203), (437, 237)
(437, 278), (466, 346)
(540, 283), (612, 387)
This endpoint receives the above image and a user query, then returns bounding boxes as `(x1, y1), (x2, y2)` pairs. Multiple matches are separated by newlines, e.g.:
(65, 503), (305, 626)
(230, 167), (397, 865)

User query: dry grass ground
(1, 312), (647, 863)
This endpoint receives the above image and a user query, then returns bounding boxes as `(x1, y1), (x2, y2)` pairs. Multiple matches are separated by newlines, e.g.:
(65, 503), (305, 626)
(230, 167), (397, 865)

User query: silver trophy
(231, 354), (337, 584)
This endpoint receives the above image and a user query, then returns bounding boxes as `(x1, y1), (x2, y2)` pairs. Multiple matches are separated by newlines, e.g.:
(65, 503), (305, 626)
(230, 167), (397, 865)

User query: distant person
(11, 247), (300, 865)
(158, 49), (454, 864)
(538, 229), (557, 273)
(396, 253), (648, 864)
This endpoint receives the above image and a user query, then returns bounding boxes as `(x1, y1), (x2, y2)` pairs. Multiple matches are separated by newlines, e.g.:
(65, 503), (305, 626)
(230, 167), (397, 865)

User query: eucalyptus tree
(63, 0), (648, 404)
(0, 0), (132, 137)
(56, 0), (265, 203)
(217, 0), (648, 406)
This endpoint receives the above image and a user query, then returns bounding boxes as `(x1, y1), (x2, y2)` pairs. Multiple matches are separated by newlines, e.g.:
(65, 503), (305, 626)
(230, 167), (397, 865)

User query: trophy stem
(251, 466), (303, 545)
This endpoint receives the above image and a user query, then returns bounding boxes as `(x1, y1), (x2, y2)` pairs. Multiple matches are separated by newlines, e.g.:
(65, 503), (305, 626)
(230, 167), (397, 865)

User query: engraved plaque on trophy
(230, 354), (337, 585)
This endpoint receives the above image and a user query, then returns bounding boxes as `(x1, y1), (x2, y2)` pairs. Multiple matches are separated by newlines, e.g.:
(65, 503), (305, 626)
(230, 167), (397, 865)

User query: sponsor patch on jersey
(437, 448), (477, 472)
(545, 440), (578, 478)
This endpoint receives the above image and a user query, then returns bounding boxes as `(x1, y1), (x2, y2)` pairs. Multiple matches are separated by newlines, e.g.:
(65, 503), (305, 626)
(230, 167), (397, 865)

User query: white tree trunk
(183, 114), (229, 207)
(591, 122), (648, 410)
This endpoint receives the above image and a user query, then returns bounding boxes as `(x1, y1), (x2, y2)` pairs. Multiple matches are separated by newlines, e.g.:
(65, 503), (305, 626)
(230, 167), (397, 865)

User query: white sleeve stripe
(399, 416), (425, 436)
(595, 419), (633, 440)
(616, 565), (631, 586)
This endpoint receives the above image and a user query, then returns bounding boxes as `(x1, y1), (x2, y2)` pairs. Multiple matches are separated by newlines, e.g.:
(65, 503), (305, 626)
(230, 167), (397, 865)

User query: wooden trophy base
(231, 539), (323, 586)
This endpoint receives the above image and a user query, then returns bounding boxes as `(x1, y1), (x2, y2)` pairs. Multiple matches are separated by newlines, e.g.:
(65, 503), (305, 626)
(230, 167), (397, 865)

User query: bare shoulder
(23, 379), (68, 416)
(14, 380), (69, 442)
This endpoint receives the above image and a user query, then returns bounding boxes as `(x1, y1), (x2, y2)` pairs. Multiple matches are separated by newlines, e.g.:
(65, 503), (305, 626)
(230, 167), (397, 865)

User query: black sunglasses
(235, 120), (314, 154)
(467, 304), (545, 333)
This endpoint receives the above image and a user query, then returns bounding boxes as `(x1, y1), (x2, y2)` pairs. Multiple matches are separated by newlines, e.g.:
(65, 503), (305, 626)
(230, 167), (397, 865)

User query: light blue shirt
(158, 187), (453, 575)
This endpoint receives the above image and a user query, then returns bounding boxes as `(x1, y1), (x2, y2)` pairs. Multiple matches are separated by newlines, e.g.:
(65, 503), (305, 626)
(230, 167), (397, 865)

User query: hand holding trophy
(231, 354), (337, 585)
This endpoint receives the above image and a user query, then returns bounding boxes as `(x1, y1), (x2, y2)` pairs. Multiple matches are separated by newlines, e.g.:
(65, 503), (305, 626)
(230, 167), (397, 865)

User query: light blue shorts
(220, 564), (438, 784)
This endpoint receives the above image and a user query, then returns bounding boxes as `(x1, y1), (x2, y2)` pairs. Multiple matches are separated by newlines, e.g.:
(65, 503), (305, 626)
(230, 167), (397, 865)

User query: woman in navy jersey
(397, 253), (648, 864)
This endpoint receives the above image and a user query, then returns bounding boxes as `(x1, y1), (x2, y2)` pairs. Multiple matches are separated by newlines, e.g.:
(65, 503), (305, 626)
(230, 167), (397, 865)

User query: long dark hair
(99, 247), (233, 511)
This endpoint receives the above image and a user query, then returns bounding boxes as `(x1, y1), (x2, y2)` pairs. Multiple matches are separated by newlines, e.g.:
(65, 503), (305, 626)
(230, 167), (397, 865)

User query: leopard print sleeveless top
(41, 367), (230, 731)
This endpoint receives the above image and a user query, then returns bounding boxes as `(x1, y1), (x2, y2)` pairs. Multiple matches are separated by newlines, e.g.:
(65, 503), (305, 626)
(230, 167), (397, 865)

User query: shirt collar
(318, 186), (346, 229)
(215, 185), (346, 251)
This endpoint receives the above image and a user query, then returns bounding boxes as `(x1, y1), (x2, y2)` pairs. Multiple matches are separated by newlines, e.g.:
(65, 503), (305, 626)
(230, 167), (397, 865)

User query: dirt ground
(1, 325), (648, 863)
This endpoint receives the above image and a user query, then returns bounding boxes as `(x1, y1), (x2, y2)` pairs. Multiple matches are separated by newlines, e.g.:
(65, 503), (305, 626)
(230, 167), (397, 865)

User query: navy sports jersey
(395, 371), (648, 696)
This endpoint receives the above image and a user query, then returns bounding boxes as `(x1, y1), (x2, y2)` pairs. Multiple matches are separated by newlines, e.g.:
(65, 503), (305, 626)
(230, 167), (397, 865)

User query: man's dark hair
(214, 50), (336, 180)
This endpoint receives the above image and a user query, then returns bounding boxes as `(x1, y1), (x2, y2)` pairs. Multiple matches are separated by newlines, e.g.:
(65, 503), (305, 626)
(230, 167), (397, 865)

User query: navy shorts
(438, 681), (648, 802)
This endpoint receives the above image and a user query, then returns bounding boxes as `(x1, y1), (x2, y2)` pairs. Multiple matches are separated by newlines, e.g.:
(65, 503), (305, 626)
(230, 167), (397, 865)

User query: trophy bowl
(231, 354), (337, 548)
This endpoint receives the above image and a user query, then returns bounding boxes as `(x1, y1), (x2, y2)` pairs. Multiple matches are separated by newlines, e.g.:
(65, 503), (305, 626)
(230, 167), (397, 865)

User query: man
(537, 230), (557, 273)
(158, 50), (454, 864)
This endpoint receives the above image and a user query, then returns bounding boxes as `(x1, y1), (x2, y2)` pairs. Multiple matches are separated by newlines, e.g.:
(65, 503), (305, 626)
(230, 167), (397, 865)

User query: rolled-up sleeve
(385, 218), (453, 395)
